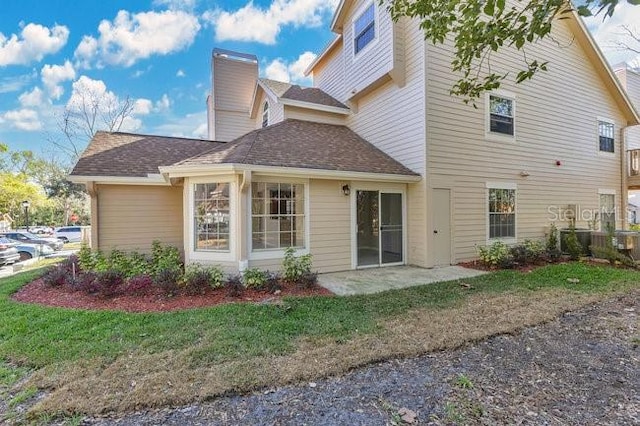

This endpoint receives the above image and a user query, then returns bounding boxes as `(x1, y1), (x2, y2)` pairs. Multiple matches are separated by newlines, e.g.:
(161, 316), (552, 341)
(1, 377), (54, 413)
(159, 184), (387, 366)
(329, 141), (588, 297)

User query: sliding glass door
(356, 190), (403, 267)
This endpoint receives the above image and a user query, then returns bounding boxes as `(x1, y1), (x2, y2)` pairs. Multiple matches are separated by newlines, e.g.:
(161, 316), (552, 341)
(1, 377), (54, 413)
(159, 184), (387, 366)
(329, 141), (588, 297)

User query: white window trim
(486, 182), (517, 244)
(596, 117), (615, 155)
(248, 176), (310, 261)
(485, 90), (516, 143)
(187, 176), (236, 263)
(352, 1), (378, 60)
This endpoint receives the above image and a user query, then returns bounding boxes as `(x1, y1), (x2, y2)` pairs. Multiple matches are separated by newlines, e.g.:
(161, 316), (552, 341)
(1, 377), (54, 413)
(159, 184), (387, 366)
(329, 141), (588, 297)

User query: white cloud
(133, 98), (153, 115)
(176, 69), (186, 77)
(264, 51), (317, 84)
(3, 108), (42, 131)
(155, 93), (171, 111)
(585, 3), (640, 66)
(153, 110), (207, 138)
(41, 60), (76, 99)
(209, 0), (338, 44)
(74, 9), (201, 68)
(153, 0), (197, 11)
(0, 72), (37, 94)
(192, 122), (208, 138)
(265, 59), (290, 82)
(0, 23), (69, 66)
(18, 87), (47, 108)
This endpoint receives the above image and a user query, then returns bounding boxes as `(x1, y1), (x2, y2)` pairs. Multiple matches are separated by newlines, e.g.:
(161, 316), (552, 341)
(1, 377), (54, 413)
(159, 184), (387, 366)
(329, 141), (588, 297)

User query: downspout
(238, 170), (251, 271)
(621, 127), (628, 230)
(86, 182), (99, 249)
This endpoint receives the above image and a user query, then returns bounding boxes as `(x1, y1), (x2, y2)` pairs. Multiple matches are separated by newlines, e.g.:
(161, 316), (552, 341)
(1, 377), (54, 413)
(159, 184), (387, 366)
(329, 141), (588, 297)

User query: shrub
(282, 247), (313, 282)
(183, 264), (211, 295)
(242, 268), (267, 289)
(124, 274), (154, 296)
(93, 270), (125, 298)
(546, 223), (562, 262)
(154, 268), (182, 296)
(74, 271), (98, 293)
(77, 244), (93, 271)
(224, 274), (244, 297)
(510, 239), (545, 265)
(296, 271), (319, 289)
(477, 241), (513, 268)
(562, 225), (583, 261)
(151, 241), (183, 276)
(42, 266), (71, 288)
(264, 271), (282, 293)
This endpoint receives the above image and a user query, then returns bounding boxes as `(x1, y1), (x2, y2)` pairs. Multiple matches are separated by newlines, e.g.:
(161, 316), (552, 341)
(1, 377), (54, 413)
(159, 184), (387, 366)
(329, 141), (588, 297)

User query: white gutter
(279, 98), (350, 115)
(68, 174), (170, 185)
(159, 163), (421, 183)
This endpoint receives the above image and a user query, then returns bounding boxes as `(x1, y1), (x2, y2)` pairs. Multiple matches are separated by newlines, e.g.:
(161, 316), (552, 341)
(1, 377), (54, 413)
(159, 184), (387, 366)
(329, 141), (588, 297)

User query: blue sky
(0, 0), (639, 161)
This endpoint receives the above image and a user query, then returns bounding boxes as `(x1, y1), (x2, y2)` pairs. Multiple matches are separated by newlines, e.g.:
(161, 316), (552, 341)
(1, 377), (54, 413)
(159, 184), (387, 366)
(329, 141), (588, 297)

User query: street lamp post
(21, 200), (30, 232)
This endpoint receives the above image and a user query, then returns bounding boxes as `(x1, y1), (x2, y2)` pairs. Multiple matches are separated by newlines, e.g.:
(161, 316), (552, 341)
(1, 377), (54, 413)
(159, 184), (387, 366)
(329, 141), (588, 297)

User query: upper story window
(354, 3), (375, 54)
(598, 120), (614, 153)
(489, 95), (515, 136)
(262, 102), (269, 128)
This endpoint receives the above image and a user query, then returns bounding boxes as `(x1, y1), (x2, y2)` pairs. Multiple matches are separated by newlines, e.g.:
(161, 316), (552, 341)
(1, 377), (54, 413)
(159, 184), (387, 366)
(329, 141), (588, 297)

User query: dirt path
(82, 291), (639, 425)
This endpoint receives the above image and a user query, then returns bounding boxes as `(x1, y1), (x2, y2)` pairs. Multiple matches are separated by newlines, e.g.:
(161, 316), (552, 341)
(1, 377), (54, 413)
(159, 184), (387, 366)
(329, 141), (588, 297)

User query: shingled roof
(173, 119), (418, 176)
(70, 132), (223, 178)
(259, 78), (348, 110)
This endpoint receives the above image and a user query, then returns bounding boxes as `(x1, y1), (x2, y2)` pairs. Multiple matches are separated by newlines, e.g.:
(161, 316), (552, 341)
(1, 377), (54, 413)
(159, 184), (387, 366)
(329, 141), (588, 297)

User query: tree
(387, 0), (640, 103)
(612, 24), (640, 66)
(48, 77), (135, 161)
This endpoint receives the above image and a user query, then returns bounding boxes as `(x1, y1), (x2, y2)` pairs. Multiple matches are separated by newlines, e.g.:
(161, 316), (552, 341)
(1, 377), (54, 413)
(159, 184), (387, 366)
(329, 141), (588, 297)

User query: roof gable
(167, 119), (418, 177)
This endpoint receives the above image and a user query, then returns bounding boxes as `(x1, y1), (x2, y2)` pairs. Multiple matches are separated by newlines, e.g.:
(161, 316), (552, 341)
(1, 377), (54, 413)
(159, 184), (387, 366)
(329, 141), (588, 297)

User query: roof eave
(304, 35), (343, 76)
(159, 163), (421, 182)
(280, 98), (350, 115)
(569, 11), (640, 125)
(67, 174), (171, 185)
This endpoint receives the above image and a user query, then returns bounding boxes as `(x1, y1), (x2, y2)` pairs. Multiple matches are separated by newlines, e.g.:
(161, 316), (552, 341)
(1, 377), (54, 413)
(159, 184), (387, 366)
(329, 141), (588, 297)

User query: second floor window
(489, 95), (514, 136)
(598, 121), (614, 153)
(262, 102), (269, 128)
(354, 3), (375, 54)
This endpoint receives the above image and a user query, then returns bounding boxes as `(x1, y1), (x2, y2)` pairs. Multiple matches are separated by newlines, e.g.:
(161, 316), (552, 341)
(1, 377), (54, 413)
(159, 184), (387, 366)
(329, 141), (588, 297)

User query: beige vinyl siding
(308, 179), (351, 272)
(97, 184), (184, 254)
(313, 43), (345, 101)
(255, 91), (284, 128)
(619, 69), (640, 150)
(214, 111), (257, 142)
(426, 18), (626, 263)
(283, 106), (346, 126)
(211, 55), (258, 141)
(346, 17), (428, 267)
(343, 0), (394, 99)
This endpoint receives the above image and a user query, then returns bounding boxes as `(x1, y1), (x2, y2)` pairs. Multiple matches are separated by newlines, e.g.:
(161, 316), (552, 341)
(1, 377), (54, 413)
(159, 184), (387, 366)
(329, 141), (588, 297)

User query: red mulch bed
(11, 279), (333, 313)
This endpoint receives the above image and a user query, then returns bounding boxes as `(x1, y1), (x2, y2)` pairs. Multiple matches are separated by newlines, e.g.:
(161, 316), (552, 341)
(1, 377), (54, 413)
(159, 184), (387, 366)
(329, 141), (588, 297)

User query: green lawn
(0, 262), (637, 368)
(0, 262), (638, 418)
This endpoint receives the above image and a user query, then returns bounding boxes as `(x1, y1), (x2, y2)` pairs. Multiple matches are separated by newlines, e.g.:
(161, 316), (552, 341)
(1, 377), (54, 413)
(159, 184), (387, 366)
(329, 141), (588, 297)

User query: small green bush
(151, 241), (182, 276)
(477, 241), (513, 268)
(562, 226), (583, 261)
(546, 223), (562, 262)
(282, 247), (313, 282)
(242, 268), (267, 289)
(510, 239), (545, 265)
(183, 263), (224, 294)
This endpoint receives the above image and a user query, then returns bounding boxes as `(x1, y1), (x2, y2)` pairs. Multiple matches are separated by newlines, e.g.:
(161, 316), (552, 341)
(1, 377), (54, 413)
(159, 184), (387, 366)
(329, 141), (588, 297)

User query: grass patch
(0, 262), (638, 417)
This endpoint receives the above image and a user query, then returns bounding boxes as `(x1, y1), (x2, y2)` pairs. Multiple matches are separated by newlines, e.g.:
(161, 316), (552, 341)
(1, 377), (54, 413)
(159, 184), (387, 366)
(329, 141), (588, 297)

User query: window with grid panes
(488, 188), (516, 239)
(251, 182), (305, 250)
(194, 183), (230, 251)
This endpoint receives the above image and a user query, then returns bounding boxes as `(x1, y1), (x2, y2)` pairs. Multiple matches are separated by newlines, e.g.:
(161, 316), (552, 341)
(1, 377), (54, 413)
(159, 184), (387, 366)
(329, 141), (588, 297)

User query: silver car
(0, 238), (20, 266)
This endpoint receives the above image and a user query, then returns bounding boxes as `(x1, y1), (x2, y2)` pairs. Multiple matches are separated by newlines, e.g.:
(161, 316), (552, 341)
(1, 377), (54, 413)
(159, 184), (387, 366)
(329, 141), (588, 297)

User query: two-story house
(70, 1), (639, 273)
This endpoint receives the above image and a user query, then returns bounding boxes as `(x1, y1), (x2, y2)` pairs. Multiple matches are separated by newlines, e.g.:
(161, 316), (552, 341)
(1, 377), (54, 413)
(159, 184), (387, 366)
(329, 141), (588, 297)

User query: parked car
(0, 238), (20, 266)
(54, 226), (87, 243)
(29, 226), (54, 235)
(0, 231), (64, 251)
(5, 238), (54, 261)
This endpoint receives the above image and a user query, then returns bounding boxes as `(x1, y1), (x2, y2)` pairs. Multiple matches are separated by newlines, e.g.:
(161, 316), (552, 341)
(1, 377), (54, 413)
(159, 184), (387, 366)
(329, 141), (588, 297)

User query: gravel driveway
(83, 291), (639, 425)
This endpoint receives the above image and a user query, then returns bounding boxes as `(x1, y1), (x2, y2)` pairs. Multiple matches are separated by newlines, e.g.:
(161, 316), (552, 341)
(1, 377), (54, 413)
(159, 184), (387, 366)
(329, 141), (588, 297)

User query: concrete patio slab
(318, 265), (487, 296)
